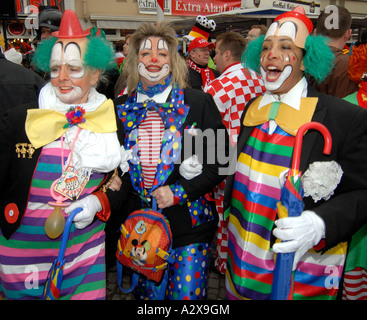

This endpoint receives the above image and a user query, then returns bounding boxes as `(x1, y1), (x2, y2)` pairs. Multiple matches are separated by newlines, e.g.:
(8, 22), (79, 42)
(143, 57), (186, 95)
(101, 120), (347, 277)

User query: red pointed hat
(52, 9), (90, 38)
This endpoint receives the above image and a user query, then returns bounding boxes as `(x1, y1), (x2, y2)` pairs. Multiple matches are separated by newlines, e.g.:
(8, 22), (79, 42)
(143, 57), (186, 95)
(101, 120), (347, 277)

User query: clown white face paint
(50, 38), (99, 104)
(50, 42), (85, 79)
(137, 36), (171, 86)
(260, 35), (304, 95)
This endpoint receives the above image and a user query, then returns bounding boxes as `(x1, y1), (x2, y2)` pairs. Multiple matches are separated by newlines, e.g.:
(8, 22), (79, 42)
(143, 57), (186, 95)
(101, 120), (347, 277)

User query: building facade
(1, 0), (366, 48)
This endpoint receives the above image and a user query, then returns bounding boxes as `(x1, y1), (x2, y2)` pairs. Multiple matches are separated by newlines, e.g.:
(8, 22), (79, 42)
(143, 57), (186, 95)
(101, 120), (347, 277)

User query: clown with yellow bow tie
(224, 7), (367, 300)
(0, 10), (127, 300)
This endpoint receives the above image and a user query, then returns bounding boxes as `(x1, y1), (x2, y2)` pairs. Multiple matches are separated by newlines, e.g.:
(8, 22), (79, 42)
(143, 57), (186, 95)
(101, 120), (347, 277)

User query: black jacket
(187, 65), (220, 91)
(0, 52), (45, 119)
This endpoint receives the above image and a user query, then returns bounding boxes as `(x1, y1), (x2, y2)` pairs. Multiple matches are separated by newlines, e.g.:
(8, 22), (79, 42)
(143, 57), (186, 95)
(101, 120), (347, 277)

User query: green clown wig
(32, 28), (116, 73)
(242, 34), (335, 84)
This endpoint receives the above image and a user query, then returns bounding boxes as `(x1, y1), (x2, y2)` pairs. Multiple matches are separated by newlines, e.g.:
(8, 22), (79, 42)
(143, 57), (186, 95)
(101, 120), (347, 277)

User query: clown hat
(275, 7), (313, 34)
(52, 10), (90, 38)
(183, 15), (216, 43)
(266, 6), (314, 49)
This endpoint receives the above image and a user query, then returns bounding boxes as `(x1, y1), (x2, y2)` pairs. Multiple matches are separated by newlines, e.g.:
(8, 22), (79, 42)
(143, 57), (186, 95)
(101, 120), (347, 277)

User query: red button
(4, 203), (19, 224)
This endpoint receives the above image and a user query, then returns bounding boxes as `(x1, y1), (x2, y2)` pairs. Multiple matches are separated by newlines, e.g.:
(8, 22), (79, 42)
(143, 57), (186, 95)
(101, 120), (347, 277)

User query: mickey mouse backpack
(116, 199), (174, 296)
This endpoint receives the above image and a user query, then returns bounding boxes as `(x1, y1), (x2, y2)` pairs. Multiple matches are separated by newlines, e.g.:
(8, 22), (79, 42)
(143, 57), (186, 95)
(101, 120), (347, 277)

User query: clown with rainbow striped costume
(224, 7), (367, 300)
(0, 10), (124, 300)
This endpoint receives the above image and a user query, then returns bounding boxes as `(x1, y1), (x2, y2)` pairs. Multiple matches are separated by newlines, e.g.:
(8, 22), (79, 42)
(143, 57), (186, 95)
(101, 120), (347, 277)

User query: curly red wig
(348, 43), (367, 83)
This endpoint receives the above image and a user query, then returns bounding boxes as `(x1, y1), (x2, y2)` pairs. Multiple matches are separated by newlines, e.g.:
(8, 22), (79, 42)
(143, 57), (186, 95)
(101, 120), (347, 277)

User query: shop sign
(8, 23), (26, 36)
(243, 0), (320, 14)
(138, 0), (241, 16)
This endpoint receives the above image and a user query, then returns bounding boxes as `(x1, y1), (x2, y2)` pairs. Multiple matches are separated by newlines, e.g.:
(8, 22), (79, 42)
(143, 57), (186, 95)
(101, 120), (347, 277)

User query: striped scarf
(187, 59), (216, 88)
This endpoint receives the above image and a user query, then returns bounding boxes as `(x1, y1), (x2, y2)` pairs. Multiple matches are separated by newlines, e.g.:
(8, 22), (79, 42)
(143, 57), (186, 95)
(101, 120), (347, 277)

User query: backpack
(115, 199), (174, 296)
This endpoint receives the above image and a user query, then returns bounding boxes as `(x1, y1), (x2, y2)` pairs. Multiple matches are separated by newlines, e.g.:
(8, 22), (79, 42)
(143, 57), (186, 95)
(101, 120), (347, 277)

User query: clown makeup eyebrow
(64, 42), (82, 57)
(50, 42), (63, 67)
(63, 42), (83, 67)
(157, 39), (168, 51)
(265, 21), (279, 38)
(278, 21), (298, 42)
(139, 39), (152, 52)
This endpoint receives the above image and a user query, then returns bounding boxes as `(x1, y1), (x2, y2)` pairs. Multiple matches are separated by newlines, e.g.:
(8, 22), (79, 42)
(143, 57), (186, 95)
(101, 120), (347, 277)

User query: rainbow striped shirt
(226, 123), (347, 300)
(0, 139), (106, 300)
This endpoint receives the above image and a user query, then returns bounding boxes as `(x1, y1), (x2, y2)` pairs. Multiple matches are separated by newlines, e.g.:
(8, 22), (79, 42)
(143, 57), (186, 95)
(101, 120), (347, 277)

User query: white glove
(179, 155), (203, 180)
(272, 210), (325, 270)
(64, 195), (102, 229)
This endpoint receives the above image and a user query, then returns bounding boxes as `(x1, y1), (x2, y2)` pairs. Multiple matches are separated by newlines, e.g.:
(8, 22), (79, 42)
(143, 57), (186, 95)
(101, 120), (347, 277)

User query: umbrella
(270, 122), (332, 300)
(42, 207), (82, 300)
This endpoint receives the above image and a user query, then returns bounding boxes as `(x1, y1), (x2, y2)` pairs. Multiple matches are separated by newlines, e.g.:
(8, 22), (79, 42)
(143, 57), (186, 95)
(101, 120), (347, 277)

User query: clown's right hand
(179, 155), (203, 180)
(64, 195), (102, 229)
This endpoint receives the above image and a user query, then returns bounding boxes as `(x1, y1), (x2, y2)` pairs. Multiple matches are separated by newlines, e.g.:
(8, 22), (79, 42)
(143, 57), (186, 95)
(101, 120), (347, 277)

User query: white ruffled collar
(38, 82), (107, 113)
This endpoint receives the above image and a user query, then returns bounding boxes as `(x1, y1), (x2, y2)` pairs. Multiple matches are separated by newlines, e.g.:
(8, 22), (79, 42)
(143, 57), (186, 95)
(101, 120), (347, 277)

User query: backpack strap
(156, 247), (175, 264)
(116, 260), (140, 294)
(152, 197), (158, 211)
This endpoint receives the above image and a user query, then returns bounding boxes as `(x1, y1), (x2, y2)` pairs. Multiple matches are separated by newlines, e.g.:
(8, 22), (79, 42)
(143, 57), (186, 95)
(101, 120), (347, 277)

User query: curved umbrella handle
(57, 207), (83, 261)
(291, 122), (332, 175)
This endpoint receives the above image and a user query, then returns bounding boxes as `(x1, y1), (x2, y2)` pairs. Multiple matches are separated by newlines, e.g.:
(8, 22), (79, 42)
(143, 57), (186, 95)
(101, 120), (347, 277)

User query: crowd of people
(1, 4), (367, 301)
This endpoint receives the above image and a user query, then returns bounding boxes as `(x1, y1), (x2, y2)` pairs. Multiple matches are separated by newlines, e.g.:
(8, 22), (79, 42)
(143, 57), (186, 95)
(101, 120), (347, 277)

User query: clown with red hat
(0, 10), (127, 300)
(224, 7), (367, 300)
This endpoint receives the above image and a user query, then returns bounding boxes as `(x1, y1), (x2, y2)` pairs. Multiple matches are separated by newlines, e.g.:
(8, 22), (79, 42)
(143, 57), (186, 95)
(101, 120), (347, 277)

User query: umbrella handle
(291, 122), (332, 175)
(57, 207), (83, 261)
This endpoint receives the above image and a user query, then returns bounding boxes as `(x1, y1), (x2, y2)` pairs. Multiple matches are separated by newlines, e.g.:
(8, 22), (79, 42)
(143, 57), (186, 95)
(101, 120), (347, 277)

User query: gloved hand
(179, 155), (203, 180)
(64, 195), (102, 229)
(272, 210), (325, 270)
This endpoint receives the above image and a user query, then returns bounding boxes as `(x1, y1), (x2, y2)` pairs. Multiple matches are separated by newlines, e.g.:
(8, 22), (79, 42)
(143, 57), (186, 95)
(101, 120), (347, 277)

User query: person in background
(32, 7), (62, 80)
(204, 31), (265, 274)
(4, 47), (22, 65)
(120, 34), (131, 73)
(0, 47), (45, 120)
(38, 7), (62, 41)
(187, 37), (219, 91)
(226, 7), (367, 300)
(183, 15), (219, 91)
(246, 24), (268, 43)
(115, 40), (125, 70)
(114, 34), (131, 97)
(311, 5), (358, 98)
(0, 10), (125, 300)
(114, 21), (229, 300)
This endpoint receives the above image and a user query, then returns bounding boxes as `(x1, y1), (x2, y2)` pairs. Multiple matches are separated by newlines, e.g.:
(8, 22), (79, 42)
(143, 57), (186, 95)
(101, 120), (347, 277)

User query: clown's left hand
(272, 210), (325, 270)
(65, 195), (102, 229)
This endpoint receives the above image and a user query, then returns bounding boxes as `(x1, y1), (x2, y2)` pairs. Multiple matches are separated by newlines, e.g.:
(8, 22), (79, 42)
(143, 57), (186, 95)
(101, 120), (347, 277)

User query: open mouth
(146, 65), (162, 72)
(266, 65), (282, 82)
(59, 86), (73, 94)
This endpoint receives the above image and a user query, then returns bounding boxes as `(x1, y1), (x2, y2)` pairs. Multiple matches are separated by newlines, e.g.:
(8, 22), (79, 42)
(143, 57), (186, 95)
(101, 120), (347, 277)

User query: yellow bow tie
(25, 99), (117, 149)
(243, 96), (318, 136)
